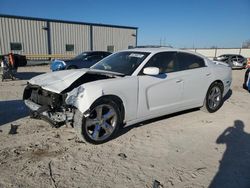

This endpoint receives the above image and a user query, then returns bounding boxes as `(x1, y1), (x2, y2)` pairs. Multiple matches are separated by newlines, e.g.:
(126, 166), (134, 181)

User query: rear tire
(201, 82), (223, 113)
(74, 98), (122, 144)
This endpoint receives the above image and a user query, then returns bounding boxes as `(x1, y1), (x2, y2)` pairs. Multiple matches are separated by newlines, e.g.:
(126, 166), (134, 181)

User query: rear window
(177, 52), (205, 71)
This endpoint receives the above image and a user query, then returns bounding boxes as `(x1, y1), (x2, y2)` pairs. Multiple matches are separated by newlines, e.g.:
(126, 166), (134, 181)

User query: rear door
(176, 52), (212, 108)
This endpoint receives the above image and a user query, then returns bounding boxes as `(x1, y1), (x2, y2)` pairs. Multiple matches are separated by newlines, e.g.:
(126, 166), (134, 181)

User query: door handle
(206, 73), (211, 76)
(176, 79), (183, 83)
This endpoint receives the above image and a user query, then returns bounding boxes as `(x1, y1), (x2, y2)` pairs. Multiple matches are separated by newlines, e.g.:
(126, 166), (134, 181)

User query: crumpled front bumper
(24, 99), (73, 127)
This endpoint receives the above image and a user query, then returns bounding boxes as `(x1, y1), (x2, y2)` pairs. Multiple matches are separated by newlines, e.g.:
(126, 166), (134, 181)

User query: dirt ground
(0, 65), (249, 188)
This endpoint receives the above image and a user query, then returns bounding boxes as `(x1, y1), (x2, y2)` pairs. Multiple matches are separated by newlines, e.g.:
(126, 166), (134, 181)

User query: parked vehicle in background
(213, 54), (247, 69)
(50, 51), (111, 71)
(24, 47), (232, 144)
(243, 68), (250, 91)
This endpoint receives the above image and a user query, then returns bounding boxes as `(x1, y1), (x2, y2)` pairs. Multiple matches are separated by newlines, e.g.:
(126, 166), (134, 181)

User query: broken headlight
(65, 86), (85, 105)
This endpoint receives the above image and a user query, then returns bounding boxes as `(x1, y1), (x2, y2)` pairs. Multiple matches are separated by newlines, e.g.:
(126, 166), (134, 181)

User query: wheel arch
(201, 79), (224, 113)
(208, 80), (224, 93)
(205, 79), (224, 95)
(73, 94), (125, 144)
(91, 95), (125, 123)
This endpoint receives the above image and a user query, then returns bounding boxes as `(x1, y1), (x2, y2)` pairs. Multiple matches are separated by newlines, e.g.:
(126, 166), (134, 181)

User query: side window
(87, 55), (102, 62)
(236, 55), (243, 61)
(231, 56), (237, 62)
(143, 52), (177, 74)
(98, 52), (109, 58)
(177, 52), (205, 71)
(103, 52), (111, 57)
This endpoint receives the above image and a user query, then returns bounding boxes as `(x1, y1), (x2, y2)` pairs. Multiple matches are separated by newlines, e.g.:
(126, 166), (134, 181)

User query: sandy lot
(0, 65), (249, 188)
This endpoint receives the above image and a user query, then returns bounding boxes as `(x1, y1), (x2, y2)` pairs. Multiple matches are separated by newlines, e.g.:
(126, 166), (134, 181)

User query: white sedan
(23, 48), (232, 144)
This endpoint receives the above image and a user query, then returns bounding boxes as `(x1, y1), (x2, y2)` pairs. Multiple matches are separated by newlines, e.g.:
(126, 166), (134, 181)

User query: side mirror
(143, 67), (160, 75)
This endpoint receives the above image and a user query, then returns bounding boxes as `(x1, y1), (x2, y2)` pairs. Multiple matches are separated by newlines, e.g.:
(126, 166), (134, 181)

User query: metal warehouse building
(0, 14), (138, 58)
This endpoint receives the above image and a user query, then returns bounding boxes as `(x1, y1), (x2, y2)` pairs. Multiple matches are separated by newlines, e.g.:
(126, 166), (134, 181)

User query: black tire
(74, 98), (122, 144)
(201, 82), (223, 113)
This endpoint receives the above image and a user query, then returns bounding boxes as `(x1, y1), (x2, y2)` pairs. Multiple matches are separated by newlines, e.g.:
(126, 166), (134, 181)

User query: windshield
(73, 52), (89, 60)
(91, 51), (150, 75)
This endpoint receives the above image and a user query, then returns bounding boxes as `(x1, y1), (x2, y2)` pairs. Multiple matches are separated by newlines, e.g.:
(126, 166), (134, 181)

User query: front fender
(65, 84), (103, 115)
(65, 76), (138, 122)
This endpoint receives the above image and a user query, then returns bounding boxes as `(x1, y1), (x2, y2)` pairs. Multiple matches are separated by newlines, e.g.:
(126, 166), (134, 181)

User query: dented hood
(29, 69), (89, 93)
(28, 68), (123, 93)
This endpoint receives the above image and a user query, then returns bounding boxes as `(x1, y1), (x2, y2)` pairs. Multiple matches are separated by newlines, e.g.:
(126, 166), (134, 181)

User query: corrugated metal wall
(0, 15), (137, 57)
(93, 26), (136, 52)
(0, 17), (48, 55)
(50, 22), (91, 54)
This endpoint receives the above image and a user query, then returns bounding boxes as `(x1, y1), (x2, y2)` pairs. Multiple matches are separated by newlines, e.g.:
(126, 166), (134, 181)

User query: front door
(137, 52), (184, 118)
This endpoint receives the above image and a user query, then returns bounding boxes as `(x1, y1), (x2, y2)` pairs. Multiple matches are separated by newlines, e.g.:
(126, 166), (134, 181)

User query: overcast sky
(1, 0), (249, 48)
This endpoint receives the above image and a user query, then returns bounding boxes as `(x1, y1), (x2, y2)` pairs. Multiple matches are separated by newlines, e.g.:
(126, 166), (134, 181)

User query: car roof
(219, 54), (241, 56)
(82, 51), (111, 54)
(123, 47), (207, 58)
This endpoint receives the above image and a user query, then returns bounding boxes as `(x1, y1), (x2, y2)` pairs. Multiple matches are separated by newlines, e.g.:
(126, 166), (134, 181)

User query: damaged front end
(23, 69), (121, 127)
(23, 84), (74, 127)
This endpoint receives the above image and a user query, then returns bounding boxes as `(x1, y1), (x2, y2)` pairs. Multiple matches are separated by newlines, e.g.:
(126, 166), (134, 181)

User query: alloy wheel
(85, 104), (118, 141)
(208, 86), (222, 110)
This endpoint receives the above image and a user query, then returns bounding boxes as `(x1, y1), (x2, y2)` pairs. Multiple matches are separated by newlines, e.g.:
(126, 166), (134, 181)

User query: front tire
(202, 82), (223, 113)
(74, 98), (122, 144)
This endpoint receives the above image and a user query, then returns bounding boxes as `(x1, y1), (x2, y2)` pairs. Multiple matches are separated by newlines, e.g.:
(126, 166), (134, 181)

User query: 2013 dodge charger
(23, 48), (232, 144)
